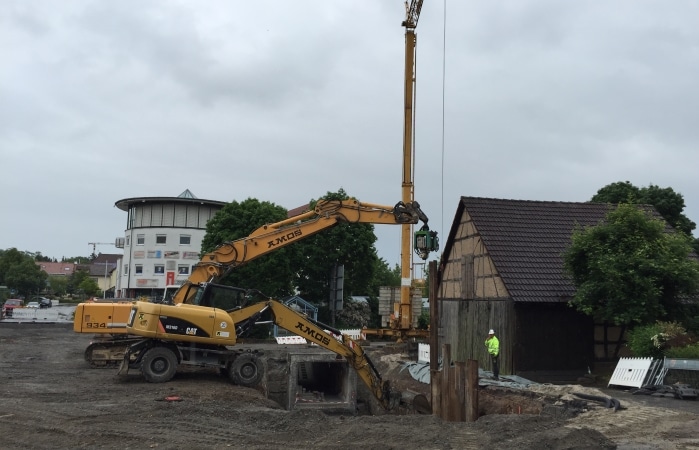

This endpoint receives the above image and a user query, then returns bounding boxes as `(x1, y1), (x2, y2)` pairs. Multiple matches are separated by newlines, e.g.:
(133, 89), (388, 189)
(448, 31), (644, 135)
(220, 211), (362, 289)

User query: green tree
(78, 277), (101, 297)
(0, 248), (27, 286)
(591, 181), (641, 205)
(61, 256), (90, 264)
(564, 204), (699, 326)
(201, 198), (297, 298)
(626, 321), (693, 358)
(49, 277), (69, 297)
(369, 259), (401, 293)
(5, 259), (48, 298)
(417, 310), (430, 330)
(592, 181), (696, 235)
(33, 252), (54, 262)
(295, 189), (380, 310)
(0, 248), (49, 297)
(67, 269), (91, 296)
(641, 185), (696, 235)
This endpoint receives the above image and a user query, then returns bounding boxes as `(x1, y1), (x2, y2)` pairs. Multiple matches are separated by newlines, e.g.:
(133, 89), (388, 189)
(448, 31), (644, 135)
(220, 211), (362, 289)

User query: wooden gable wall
(437, 208), (595, 376)
(437, 210), (515, 373)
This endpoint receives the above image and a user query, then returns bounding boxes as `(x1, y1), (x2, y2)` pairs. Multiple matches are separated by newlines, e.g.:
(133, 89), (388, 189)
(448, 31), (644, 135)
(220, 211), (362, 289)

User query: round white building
(115, 189), (225, 299)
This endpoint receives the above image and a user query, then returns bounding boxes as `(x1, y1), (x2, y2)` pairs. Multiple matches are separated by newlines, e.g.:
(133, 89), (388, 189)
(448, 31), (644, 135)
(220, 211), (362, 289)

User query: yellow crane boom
(399, 0), (425, 331)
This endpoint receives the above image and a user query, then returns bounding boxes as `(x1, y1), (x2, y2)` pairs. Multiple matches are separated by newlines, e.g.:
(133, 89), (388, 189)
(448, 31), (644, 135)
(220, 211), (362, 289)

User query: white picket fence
(275, 328), (365, 345)
(275, 336), (308, 345)
(608, 357), (665, 388)
(418, 343), (430, 363)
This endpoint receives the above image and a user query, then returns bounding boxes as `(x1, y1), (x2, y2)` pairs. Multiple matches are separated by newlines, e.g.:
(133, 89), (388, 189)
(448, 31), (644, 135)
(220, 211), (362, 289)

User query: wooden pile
(429, 261), (479, 422)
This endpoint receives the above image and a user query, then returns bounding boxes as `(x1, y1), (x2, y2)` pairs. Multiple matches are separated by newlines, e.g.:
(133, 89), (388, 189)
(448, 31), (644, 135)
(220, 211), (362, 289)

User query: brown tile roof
(91, 253), (122, 264)
(36, 262), (77, 276)
(446, 197), (667, 303)
(88, 263), (118, 277)
(89, 254), (122, 276)
(287, 204), (310, 217)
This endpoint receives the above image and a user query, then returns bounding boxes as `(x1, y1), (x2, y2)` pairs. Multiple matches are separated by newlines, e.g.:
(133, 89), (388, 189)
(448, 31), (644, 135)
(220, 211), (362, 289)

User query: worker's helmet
(488, 329), (495, 335)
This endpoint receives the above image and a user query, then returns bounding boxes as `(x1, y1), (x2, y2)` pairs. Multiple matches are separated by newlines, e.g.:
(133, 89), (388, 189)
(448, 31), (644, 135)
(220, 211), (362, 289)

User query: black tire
(228, 353), (264, 387)
(84, 343), (95, 362)
(140, 347), (178, 383)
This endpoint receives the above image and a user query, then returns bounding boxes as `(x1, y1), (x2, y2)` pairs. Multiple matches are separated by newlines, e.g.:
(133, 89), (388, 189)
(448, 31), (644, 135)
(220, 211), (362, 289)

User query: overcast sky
(2, 1), (699, 269)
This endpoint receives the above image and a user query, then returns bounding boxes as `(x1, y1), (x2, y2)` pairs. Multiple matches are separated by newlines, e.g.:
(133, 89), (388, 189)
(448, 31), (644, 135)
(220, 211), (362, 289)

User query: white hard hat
(488, 329), (495, 334)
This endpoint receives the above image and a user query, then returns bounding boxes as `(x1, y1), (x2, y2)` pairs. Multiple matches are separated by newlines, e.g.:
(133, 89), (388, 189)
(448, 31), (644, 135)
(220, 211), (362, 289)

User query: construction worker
(485, 329), (500, 380)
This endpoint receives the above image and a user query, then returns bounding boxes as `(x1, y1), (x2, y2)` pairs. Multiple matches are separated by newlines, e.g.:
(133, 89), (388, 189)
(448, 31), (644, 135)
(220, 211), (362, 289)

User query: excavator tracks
(84, 338), (142, 368)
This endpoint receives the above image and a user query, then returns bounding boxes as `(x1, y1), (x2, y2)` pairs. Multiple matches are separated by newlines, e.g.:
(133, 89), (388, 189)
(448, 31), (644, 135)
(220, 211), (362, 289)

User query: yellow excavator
(74, 198), (438, 408)
(121, 283), (403, 408)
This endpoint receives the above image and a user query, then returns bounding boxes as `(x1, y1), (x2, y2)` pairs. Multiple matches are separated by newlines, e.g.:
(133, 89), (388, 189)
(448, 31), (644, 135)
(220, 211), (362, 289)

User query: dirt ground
(1, 323), (698, 449)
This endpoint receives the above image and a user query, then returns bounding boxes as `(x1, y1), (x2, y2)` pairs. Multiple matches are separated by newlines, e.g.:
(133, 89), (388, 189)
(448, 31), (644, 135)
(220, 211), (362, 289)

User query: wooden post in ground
(428, 261), (440, 415)
(428, 260), (439, 369)
(446, 361), (457, 421)
(454, 361), (466, 421)
(441, 344), (451, 420)
(431, 370), (441, 417)
(466, 359), (479, 422)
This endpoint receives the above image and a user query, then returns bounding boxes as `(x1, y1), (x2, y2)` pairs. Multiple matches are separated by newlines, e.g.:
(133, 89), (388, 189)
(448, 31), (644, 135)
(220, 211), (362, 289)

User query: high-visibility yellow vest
(485, 336), (499, 357)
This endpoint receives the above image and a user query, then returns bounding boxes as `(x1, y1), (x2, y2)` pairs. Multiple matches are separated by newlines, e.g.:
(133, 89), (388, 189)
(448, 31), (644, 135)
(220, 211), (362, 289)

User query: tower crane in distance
(88, 242), (114, 259)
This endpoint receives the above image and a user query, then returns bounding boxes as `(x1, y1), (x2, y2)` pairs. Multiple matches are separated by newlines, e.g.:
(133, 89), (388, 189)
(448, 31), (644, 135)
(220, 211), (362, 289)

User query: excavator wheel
(228, 353), (264, 387)
(140, 346), (178, 383)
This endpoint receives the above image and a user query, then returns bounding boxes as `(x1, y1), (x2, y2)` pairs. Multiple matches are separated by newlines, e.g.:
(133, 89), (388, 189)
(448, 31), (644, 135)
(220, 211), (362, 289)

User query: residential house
(36, 262), (77, 277)
(89, 253), (122, 297)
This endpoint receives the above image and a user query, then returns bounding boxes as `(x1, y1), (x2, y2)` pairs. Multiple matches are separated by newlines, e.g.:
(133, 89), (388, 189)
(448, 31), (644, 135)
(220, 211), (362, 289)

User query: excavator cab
(183, 282), (251, 312)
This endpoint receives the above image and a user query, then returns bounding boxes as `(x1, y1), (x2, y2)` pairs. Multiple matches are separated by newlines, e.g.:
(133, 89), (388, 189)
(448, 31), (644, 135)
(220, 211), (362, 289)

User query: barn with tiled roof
(436, 197), (668, 379)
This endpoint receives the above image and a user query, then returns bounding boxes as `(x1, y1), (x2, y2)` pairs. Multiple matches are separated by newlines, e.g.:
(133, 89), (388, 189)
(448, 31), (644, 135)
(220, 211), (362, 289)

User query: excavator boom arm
(264, 300), (396, 410)
(173, 199), (431, 305)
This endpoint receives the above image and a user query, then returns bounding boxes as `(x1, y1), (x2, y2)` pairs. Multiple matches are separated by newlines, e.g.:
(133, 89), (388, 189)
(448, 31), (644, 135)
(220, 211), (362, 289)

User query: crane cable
(412, 44), (417, 206)
(411, 1), (448, 265)
(441, 0), (447, 244)
(409, 1), (448, 263)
